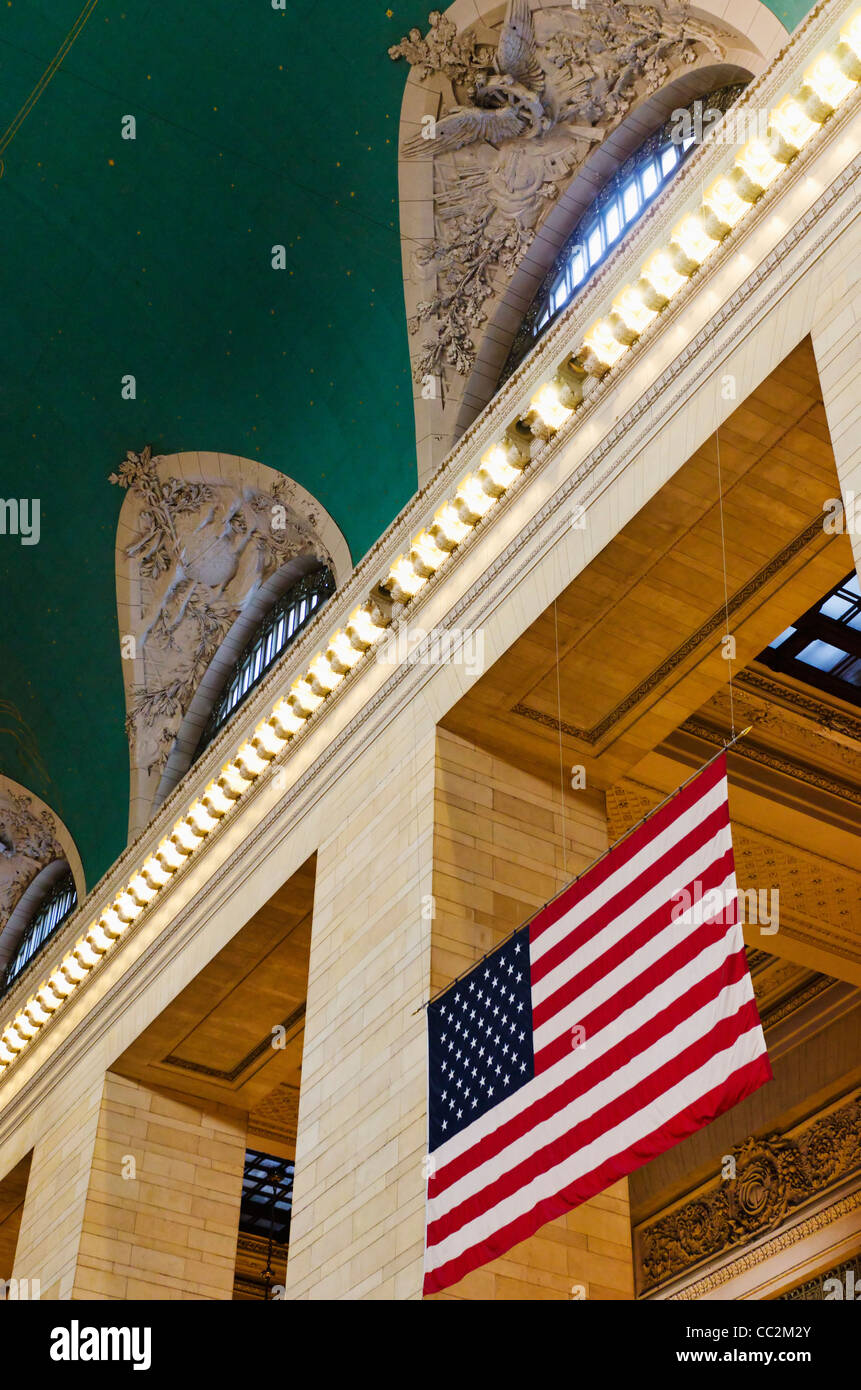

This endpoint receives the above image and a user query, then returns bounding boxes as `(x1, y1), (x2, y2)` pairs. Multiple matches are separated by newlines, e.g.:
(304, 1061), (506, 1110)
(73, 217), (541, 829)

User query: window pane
(586, 223), (603, 264)
(621, 180), (640, 222)
(604, 201), (621, 243)
(640, 161), (659, 198)
(796, 639), (850, 673)
(660, 145), (678, 177)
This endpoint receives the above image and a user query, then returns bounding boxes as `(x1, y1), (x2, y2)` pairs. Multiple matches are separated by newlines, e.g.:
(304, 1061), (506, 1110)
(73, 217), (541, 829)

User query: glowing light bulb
(611, 285), (659, 337)
(170, 821), (200, 855)
(128, 873), (156, 904)
(157, 838), (186, 871)
(700, 176), (748, 238)
(252, 723), (286, 759)
(219, 764), (250, 798)
(429, 502), (471, 551)
(308, 652), (343, 695)
(767, 97), (820, 162)
(86, 924), (112, 955)
(582, 319), (628, 370)
(73, 940), (99, 970)
(671, 213), (719, 269)
(100, 908), (125, 939)
(530, 380), (575, 432)
(24, 999), (49, 1026)
(640, 250), (686, 303)
(801, 51), (856, 117)
(47, 970), (74, 999)
(386, 554), (427, 603)
(288, 678), (323, 716)
(37, 984), (62, 1012)
(326, 631), (363, 673)
(410, 530), (449, 576)
(235, 743), (268, 778)
(142, 855), (171, 888)
(202, 782), (233, 816)
(346, 604), (387, 651)
(62, 956), (87, 984)
(478, 444), (521, 495)
(455, 474), (496, 524)
(270, 699), (306, 737)
(115, 892), (143, 922)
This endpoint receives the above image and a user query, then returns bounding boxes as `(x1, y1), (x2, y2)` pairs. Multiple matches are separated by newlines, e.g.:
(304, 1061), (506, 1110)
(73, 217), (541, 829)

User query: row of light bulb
(378, 14), (861, 607)
(1, 16), (858, 1081)
(0, 598), (390, 1073)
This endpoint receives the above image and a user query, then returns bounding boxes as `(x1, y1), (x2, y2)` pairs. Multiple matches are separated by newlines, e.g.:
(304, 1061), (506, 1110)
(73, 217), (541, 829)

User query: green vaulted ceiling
(0, 0), (807, 889)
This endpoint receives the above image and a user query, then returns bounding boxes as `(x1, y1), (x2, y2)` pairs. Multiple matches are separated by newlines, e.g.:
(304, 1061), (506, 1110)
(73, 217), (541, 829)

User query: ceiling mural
(113, 449), (350, 838)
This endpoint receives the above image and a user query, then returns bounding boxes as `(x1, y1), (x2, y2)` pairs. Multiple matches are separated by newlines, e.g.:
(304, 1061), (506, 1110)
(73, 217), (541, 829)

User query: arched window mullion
(500, 85), (747, 384)
(193, 566), (335, 762)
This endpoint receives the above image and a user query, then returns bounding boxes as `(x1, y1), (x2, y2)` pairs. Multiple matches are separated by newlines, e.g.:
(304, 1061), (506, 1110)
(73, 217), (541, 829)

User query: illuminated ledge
(1, 2), (859, 1077)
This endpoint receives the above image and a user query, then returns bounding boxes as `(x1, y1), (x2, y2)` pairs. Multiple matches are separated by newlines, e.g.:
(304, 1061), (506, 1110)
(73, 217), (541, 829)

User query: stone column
(12, 1071), (246, 1299)
(283, 715), (437, 1300)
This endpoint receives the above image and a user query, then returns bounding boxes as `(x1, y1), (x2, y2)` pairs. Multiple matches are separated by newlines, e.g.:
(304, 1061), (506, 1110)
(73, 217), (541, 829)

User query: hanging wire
(715, 419), (736, 739)
(553, 599), (569, 878)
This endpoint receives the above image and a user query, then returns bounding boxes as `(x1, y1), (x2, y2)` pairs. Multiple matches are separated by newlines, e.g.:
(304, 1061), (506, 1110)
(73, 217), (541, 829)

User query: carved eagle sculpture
(402, 0), (547, 158)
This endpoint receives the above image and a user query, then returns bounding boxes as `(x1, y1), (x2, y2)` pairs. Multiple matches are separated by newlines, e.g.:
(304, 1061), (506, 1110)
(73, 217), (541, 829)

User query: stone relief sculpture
(391, 0), (728, 388)
(0, 778), (83, 943)
(112, 449), (351, 838)
(636, 1092), (861, 1292)
(0, 786), (63, 927)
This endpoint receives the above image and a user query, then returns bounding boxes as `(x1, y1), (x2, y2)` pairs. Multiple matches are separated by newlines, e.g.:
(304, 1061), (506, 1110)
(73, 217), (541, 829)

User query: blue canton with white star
(428, 926), (534, 1153)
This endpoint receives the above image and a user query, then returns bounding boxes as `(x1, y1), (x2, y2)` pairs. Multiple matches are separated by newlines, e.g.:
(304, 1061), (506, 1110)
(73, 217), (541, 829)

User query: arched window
(500, 85), (748, 384)
(193, 565), (335, 761)
(2, 866), (77, 994)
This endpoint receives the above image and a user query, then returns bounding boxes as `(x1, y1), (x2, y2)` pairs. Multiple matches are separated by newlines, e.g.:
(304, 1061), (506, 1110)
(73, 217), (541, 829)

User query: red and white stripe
(423, 754), (771, 1295)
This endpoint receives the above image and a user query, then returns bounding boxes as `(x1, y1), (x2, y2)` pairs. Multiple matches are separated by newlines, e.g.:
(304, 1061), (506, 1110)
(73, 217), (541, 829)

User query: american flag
(423, 754), (772, 1295)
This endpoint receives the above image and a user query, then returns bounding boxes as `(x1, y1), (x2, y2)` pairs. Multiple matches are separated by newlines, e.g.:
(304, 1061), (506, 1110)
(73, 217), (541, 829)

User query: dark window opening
(499, 85), (748, 384)
(194, 566), (335, 762)
(2, 867), (77, 995)
(758, 571), (861, 706)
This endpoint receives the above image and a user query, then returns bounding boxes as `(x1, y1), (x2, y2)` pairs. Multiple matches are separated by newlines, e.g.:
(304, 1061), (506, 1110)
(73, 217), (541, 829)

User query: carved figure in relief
(391, 0), (727, 384)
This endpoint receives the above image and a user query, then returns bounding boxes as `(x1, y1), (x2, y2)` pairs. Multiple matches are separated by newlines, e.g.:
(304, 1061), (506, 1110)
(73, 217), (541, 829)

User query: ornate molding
(679, 716), (861, 805)
(670, 1190), (861, 1300)
(637, 1090), (861, 1295)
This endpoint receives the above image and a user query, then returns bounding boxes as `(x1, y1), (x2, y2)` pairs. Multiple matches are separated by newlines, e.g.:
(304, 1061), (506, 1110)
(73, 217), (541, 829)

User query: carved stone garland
(636, 1091), (861, 1294)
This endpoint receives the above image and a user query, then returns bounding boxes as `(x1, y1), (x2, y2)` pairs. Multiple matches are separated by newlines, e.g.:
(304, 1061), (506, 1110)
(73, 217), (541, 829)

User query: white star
(456, 1049), (462, 1060)
(471, 1098), (478, 1109)
(442, 1120), (447, 1131)
(507, 963), (513, 975)
(518, 1031), (525, 1042)
(457, 1108), (463, 1120)
(514, 943), (521, 953)
(487, 1087), (494, 1098)
(520, 1061), (527, 1072)
(492, 976), (498, 988)
(504, 1073), (511, 1085)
